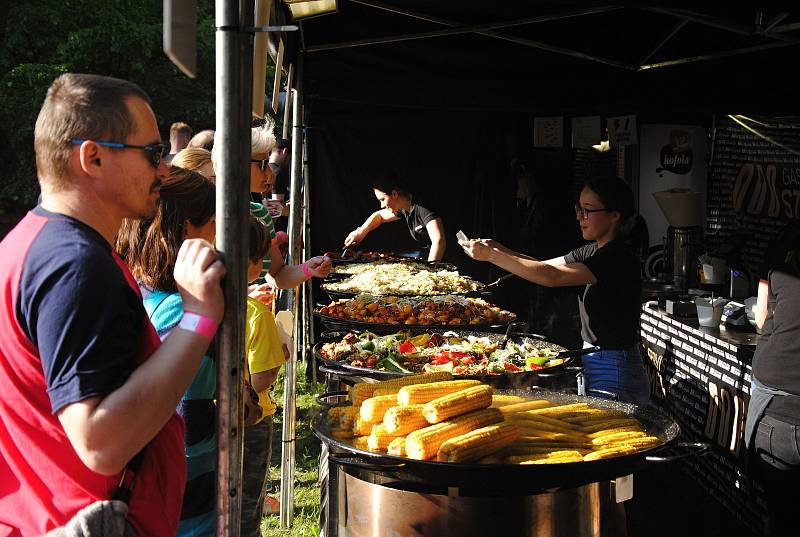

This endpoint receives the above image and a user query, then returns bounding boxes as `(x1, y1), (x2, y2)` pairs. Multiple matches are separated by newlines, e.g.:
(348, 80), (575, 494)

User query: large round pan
(314, 310), (514, 333)
(312, 388), (708, 495)
(321, 273), (512, 301)
(313, 327), (592, 389)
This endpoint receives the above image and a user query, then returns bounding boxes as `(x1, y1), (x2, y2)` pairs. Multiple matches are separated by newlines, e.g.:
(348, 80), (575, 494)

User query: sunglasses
(71, 139), (167, 168)
(574, 204), (611, 220)
(250, 158), (269, 171)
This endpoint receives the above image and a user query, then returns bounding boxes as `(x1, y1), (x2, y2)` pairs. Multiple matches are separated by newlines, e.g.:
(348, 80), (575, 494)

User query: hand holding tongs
(485, 273), (516, 289)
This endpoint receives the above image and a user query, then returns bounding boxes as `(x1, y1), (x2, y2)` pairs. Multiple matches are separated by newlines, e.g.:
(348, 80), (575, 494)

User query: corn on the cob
(497, 399), (552, 414)
(525, 402), (591, 417)
(563, 409), (628, 423)
(360, 394), (400, 423)
(352, 416), (374, 436)
(587, 425), (645, 439)
(328, 407), (343, 424)
(349, 436), (370, 450)
(515, 430), (589, 444)
(503, 414), (582, 435)
(350, 372), (453, 406)
(397, 380), (481, 405)
(490, 394), (529, 407)
(368, 424), (403, 451)
(580, 418), (641, 433)
(505, 450), (586, 464)
(387, 436), (406, 456)
(405, 407), (503, 460)
(591, 431), (648, 446)
(330, 428), (355, 439)
(477, 454), (505, 464)
(373, 388), (400, 398)
(436, 422), (519, 463)
(583, 445), (638, 461)
(339, 406), (358, 430)
(383, 404), (428, 435)
(422, 385), (493, 424)
(605, 436), (661, 450)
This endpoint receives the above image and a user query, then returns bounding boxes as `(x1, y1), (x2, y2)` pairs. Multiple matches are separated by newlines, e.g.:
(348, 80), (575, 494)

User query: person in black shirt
(460, 175), (648, 405)
(343, 175), (446, 261)
(745, 222), (800, 536)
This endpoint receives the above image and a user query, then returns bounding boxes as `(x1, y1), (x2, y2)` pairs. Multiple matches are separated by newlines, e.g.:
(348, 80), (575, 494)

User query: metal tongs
(485, 273), (515, 289)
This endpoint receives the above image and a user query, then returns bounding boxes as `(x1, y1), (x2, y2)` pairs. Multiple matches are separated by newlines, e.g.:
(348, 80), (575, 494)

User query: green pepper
(526, 355), (550, 367)
(359, 340), (375, 352)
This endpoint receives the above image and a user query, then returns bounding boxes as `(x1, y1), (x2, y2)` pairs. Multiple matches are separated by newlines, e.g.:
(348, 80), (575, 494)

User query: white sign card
(571, 116), (601, 148)
(533, 117), (564, 148)
(608, 115), (637, 146)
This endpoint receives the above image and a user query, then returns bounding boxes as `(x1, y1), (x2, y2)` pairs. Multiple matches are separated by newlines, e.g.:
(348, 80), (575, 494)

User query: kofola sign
(732, 162), (800, 219)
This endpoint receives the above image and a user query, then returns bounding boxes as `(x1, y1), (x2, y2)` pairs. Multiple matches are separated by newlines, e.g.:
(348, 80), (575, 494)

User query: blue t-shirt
(16, 207), (143, 412)
(143, 289), (216, 537)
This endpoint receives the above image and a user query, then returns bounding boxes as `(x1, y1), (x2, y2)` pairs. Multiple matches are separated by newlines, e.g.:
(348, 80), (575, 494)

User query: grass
(261, 360), (323, 537)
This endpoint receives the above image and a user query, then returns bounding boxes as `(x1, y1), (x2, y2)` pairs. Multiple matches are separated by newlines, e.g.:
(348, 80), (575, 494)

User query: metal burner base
(334, 466), (625, 537)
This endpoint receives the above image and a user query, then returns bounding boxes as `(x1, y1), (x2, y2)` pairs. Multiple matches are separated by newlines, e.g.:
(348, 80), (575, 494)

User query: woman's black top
(563, 239), (642, 349)
(395, 204), (438, 245)
(752, 269), (800, 424)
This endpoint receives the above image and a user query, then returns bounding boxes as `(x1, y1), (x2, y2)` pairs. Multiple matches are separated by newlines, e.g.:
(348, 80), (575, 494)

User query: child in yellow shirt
(241, 215), (287, 536)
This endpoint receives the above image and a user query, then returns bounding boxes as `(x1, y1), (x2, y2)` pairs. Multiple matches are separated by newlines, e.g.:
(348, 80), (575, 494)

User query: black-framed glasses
(574, 204), (611, 220)
(70, 139), (167, 168)
(250, 158), (269, 171)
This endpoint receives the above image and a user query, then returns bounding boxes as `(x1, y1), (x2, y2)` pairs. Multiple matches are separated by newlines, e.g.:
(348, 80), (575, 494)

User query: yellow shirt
(245, 297), (286, 419)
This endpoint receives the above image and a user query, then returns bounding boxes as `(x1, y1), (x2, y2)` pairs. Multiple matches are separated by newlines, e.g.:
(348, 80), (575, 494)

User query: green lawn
(262, 361), (323, 537)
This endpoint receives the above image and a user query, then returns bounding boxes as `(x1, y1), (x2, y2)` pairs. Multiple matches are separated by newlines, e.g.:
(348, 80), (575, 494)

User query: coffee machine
(653, 189), (704, 291)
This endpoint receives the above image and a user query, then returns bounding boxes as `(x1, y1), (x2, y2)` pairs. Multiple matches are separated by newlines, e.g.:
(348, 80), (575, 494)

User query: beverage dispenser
(653, 189), (704, 290)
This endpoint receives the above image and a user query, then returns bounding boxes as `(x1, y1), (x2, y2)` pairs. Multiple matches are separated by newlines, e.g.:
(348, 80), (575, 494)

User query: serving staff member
(343, 174), (446, 261)
(460, 175), (649, 405)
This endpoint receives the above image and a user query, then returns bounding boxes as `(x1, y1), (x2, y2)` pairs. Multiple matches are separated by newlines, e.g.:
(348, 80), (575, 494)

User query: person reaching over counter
(459, 175), (649, 406)
(343, 173), (446, 261)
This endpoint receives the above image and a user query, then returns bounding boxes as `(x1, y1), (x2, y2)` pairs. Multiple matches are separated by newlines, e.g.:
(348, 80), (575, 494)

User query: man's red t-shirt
(0, 208), (186, 536)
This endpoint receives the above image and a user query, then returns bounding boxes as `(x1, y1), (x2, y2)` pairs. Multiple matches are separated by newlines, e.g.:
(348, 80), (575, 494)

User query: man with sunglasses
(0, 73), (225, 536)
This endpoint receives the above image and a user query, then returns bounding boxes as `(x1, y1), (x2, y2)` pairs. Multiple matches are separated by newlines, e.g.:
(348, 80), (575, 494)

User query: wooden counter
(639, 303), (767, 535)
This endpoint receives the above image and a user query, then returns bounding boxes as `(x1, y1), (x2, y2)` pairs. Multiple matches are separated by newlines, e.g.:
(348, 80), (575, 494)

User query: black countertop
(642, 303), (760, 349)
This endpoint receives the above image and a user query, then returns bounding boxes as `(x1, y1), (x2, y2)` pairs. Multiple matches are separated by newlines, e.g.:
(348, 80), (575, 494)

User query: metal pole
(280, 52), (304, 527)
(215, 0), (253, 535)
(302, 129), (315, 388)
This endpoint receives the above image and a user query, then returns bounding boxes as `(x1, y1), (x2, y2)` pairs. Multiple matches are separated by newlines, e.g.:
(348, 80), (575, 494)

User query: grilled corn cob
(350, 372), (453, 406)
(360, 394), (401, 423)
(387, 437), (406, 456)
(436, 422), (519, 462)
(405, 407), (503, 460)
(397, 380), (481, 405)
(373, 388), (400, 398)
(525, 402), (591, 417)
(422, 385), (493, 424)
(338, 406), (358, 430)
(587, 425), (645, 439)
(352, 416), (374, 436)
(330, 428), (355, 439)
(497, 400), (552, 414)
(580, 418), (642, 434)
(368, 424), (404, 451)
(490, 394), (529, 407)
(505, 450), (586, 464)
(583, 445), (638, 461)
(351, 436), (371, 450)
(328, 407), (343, 424)
(383, 404), (428, 435)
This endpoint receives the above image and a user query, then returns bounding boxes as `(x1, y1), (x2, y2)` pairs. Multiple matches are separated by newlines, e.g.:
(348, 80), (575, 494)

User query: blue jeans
(753, 413), (800, 535)
(581, 343), (650, 406)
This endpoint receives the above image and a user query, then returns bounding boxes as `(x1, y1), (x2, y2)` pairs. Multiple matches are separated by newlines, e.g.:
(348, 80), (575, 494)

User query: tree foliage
(0, 0), (218, 213)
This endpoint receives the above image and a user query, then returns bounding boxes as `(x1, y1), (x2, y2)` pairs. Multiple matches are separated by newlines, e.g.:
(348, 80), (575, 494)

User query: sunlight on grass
(262, 360), (324, 537)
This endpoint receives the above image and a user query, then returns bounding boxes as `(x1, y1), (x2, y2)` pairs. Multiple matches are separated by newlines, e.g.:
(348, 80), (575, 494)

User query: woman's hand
(344, 228), (365, 248)
(458, 238), (496, 261)
(305, 255), (333, 278)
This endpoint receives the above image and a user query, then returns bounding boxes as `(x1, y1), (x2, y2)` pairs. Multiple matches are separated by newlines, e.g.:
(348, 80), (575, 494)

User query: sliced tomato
(527, 363), (543, 371)
(398, 340), (417, 354)
(503, 363), (523, 372)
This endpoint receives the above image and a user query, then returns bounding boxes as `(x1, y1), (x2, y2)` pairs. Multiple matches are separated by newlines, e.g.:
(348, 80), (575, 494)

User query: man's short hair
(170, 122), (193, 139)
(34, 73), (150, 189)
(275, 137), (290, 150)
(188, 129), (215, 151)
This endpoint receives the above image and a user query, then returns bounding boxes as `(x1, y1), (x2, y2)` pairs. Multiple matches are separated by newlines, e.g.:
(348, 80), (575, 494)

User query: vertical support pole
(279, 50), (304, 527)
(215, 0), (253, 535)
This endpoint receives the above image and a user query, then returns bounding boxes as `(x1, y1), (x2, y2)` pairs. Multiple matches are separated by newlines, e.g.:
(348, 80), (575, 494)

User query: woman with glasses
(460, 175), (649, 405)
(343, 172), (446, 261)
